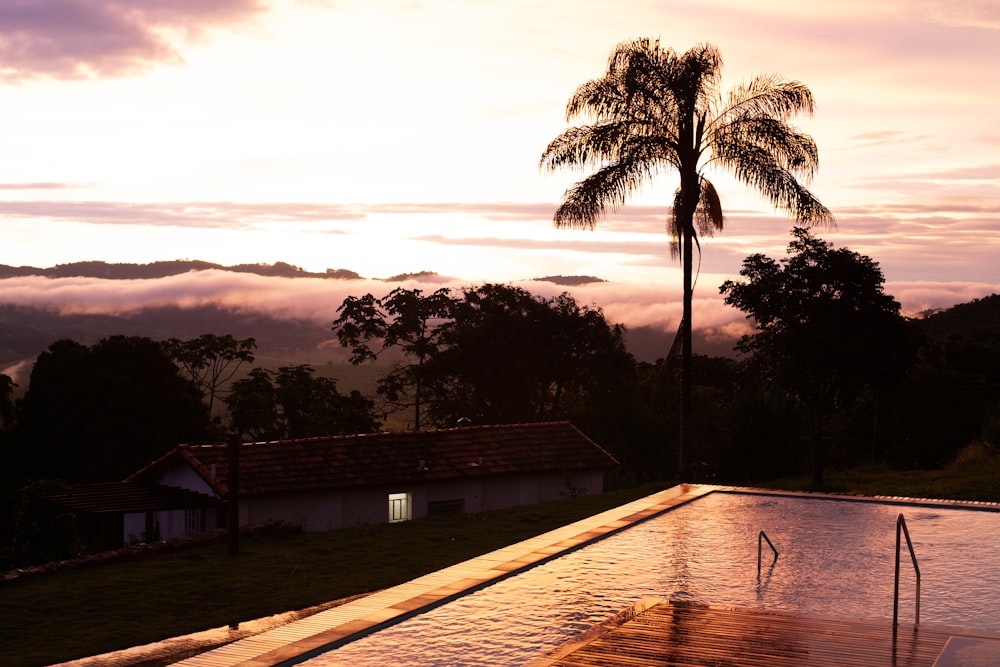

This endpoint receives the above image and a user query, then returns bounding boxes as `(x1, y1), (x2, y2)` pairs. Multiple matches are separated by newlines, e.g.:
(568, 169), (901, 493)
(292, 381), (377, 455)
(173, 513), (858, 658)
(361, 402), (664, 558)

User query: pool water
(294, 491), (1000, 666)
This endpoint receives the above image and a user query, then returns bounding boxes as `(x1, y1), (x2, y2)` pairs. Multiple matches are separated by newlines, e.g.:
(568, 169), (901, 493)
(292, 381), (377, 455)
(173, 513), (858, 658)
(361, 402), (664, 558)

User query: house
(34, 481), (220, 553)
(124, 421), (618, 541)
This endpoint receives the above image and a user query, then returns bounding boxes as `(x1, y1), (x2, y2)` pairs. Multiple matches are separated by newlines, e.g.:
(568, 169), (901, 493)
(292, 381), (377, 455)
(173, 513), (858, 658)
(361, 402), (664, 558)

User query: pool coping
(172, 484), (1000, 667)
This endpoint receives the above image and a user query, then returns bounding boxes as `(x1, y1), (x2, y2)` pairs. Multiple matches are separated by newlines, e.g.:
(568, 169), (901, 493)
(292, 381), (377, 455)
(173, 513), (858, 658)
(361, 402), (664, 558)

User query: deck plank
(532, 601), (975, 667)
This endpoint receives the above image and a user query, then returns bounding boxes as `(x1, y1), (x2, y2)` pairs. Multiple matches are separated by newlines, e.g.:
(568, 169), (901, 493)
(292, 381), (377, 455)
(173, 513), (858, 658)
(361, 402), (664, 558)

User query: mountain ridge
(0, 260), (364, 281)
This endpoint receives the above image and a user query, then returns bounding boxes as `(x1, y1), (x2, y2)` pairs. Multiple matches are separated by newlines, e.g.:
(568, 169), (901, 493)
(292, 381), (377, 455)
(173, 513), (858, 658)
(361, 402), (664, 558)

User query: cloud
(0, 269), (695, 329)
(0, 0), (266, 81)
(0, 200), (364, 229)
(0, 198), (677, 234)
(0, 271), (995, 365)
(411, 234), (668, 259)
(0, 182), (92, 190)
(890, 280), (1000, 316)
(919, 0), (1000, 30)
(845, 131), (931, 149)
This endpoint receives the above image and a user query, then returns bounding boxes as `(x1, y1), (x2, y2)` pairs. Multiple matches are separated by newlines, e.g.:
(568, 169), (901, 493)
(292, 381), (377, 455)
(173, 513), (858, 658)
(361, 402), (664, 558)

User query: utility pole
(227, 434), (240, 556)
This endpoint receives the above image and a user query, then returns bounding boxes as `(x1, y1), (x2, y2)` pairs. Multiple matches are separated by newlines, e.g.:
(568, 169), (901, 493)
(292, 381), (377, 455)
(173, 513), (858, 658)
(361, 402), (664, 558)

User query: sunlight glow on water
(296, 492), (1000, 666)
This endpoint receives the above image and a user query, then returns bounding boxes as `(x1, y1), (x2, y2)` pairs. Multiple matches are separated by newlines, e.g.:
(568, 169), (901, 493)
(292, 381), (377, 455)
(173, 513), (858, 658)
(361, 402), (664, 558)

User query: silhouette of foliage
(13, 336), (211, 483)
(424, 285), (633, 427)
(334, 284), (638, 432)
(226, 364), (380, 441)
(333, 287), (454, 430)
(721, 228), (917, 487)
(163, 333), (256, 414)
(0, 373), (14, 431)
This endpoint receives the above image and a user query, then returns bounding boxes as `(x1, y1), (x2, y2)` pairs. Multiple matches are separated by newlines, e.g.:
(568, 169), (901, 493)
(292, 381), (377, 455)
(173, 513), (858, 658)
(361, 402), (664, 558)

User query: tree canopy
(425, 285), (633, 426)
(721, 228), (917, 486)
(333, 287), (452, 430)
(163, 334), (256, 415)
(0, 373), (14, 432)
(333, 284), (635, 430)
(226, 364), (381, 441)
(13, 336), (211, 482)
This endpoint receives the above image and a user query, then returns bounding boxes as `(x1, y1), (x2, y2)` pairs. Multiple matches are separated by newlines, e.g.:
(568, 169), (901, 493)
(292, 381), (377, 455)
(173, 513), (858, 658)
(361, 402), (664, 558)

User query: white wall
(124, 460), (220, 543)
(126, 468), (607, 542)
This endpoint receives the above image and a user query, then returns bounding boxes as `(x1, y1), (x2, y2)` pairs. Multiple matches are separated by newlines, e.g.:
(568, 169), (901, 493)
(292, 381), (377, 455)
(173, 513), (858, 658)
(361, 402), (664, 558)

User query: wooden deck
(530, 599), (1000, 667)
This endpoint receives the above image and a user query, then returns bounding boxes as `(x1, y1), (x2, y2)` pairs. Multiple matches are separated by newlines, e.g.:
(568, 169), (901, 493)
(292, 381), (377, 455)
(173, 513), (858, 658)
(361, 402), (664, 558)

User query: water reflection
(299, 493), (1000, 667)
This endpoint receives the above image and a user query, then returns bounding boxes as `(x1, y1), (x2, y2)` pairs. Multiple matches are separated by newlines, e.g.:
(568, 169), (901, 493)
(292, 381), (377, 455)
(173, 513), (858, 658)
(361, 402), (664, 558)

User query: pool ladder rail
(756, 516), (921, 629)
(757, 530), (778, 576)
(893, 513), (921, 627)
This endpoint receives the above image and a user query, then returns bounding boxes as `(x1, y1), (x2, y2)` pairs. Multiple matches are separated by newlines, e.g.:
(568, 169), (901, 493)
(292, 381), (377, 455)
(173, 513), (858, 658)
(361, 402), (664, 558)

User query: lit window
(388, 492), (411, 523)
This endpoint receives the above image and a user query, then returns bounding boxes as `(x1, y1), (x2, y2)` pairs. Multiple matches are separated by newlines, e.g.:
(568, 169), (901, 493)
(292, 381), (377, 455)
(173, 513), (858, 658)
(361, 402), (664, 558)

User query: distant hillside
(0, 261), (609, 288)
(0, 260), (363, 281)
(533, 275), (607, 286)
(916, 293), (1000, 339)
(0, 303), (337, 370)
(624, 325), (741, 362)
(4, 263), (991, 373)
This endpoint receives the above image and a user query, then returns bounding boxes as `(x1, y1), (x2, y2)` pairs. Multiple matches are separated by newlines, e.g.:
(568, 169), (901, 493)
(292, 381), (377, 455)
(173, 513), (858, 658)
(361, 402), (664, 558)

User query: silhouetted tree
(721, 228), (916, 487)
(14, 336), (210, 482)
(540, 38), (833, 479)
(423, 285), (635, 427)
(0, 373), (14, 431)
(225, 364), (380, 441)
(225, 368), (280, 441)
(163, 334), (256, 414)
(333, 287), (454, 430)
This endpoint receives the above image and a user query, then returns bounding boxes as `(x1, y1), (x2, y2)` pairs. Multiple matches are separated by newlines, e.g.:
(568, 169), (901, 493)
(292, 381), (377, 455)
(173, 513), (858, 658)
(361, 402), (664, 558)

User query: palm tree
(540, 38), (833, 480)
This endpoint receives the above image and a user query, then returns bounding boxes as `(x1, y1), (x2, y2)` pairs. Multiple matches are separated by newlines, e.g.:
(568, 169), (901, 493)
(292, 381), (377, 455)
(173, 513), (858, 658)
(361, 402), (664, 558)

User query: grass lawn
(2, 459), (997, 667)
(759, 450), (1000, 502)
(0, 483), (668, 667)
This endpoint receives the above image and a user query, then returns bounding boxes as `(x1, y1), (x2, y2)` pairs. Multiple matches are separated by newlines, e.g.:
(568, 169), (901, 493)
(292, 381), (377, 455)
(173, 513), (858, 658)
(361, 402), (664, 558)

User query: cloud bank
(0, 269), (993, 340)
(0, 0), (265, 81)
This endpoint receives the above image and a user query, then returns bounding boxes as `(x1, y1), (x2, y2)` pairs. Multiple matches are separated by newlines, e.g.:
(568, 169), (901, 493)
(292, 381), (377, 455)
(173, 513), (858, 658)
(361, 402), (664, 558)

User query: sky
(1, 0), (999, 341)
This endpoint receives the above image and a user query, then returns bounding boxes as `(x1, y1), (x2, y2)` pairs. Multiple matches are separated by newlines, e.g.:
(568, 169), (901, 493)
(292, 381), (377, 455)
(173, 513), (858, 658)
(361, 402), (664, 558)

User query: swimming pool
(293, 490), (1000, 666)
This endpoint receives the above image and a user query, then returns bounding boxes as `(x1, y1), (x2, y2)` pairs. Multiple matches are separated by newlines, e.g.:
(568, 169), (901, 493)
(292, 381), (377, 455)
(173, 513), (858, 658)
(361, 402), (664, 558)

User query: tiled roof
(41, 481), (218, 513)
(131, 422), (618, 497)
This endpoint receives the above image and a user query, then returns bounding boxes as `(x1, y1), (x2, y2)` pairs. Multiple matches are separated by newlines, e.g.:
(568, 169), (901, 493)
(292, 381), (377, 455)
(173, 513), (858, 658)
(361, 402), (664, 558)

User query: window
(185, 508), (202, 535)
(427, 498), (465, 516)
(184, 508), (216, 535)
(388, 493), (411, 523)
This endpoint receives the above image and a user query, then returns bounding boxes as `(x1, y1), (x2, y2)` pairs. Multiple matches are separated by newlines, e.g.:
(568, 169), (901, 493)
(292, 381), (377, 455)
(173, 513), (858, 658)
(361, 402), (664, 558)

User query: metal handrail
(758, 530), (778, 575)
(893, 513), (921, 626)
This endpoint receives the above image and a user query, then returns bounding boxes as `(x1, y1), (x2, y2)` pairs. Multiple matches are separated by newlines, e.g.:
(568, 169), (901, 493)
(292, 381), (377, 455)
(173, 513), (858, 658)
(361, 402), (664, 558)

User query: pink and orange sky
(1, 0), (998, 339)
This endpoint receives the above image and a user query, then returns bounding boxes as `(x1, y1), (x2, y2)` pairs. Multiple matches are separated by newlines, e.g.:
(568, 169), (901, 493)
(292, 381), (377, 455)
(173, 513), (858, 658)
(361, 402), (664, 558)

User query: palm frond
(697, 177), (724, 235)
(713, 118), (821, 178)
(540, 123), (631, 171)
(543, 38), (830, 238)
(719, 143), (833, 225)
(555, 159), (659, 230)
(565, 76), (632, 122)
(667, 178), (724, 259)
(713, 76), (815, 127)
(668, 188), (683, 258)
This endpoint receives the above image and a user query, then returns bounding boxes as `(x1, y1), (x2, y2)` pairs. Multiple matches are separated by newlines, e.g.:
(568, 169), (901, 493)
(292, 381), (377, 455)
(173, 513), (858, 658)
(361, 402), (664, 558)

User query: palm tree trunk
(651, 320), (683, 401)
(679, 223), (693, 482)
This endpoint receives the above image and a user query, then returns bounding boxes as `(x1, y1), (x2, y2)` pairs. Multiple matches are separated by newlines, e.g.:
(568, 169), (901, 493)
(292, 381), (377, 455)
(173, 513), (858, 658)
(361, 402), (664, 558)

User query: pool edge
(172, 484), (720, 667)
